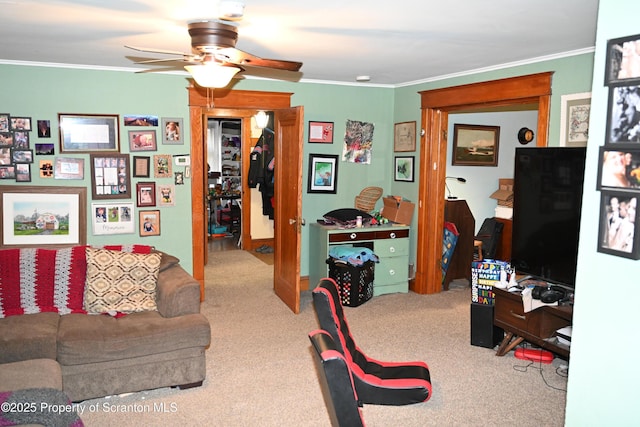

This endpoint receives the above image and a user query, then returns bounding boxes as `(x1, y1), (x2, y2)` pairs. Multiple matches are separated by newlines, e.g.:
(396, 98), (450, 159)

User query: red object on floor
(514, 348), (554, 364)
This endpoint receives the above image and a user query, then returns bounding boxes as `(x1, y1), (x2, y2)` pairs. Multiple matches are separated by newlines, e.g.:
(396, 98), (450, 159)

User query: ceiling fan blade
(217, 47), (302, 72)
(125, 45), (192, 57)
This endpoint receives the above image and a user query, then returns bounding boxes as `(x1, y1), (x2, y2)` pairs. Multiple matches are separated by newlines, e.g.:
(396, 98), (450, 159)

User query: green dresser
(309, 223), (410, 296)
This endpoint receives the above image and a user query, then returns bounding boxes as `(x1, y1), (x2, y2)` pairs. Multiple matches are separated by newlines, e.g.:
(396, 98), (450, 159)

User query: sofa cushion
(0, 312), (59, 364)
(0, 246), (87, 318)
(83, 248), (161, 314)
(0, 359), (63, 392)
(92, 244), (153, 254)
(57, 311), (211, 365)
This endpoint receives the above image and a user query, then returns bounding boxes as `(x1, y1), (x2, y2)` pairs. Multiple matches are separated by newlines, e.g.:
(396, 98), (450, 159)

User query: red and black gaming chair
(312, 278), (432, 406)
(309, 329), (366, 427)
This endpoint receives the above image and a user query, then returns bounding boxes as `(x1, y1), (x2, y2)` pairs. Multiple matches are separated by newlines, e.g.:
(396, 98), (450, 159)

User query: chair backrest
(312, 278), (368, 368)
(308, 329), (365, 427)
(354, 186), (383, 213)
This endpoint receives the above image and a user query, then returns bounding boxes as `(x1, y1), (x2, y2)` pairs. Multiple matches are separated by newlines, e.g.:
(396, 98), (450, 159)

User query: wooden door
(273, 106), (304, 313)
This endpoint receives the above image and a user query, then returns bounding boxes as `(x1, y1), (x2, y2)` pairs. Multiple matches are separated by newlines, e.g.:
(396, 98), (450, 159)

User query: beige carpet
(79, 250), (568, 426)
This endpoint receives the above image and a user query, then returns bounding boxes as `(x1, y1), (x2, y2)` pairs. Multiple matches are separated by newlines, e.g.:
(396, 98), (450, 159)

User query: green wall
(565, 1), (639, 424)
(1, 52), (594, 278)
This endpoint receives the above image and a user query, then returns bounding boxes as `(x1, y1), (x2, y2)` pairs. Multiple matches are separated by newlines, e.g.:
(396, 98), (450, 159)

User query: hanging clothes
(248, 128), (275, 219)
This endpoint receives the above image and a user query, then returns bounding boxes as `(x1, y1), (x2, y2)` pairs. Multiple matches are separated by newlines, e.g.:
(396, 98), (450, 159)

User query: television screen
(511, 147), (586, 288)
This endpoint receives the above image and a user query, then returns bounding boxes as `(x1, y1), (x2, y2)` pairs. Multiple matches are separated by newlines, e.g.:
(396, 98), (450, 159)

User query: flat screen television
(511, 147), (587, 289)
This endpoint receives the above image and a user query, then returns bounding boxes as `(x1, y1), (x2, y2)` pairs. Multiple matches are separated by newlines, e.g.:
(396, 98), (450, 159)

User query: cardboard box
(490, 178), (514, 207)
(382, 196), (415, 225)
(471, 259), (512, 305)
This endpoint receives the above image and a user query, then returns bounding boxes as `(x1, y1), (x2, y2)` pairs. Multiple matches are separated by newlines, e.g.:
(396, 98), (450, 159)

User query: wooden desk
(309, 223), (410, 296)
(493, 287), (572, 358)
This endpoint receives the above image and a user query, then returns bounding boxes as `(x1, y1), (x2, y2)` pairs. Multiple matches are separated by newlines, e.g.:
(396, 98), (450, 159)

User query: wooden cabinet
(310, 223), (410, 296)
(443, 200), (475, 290)
(493, 287), (572, 358)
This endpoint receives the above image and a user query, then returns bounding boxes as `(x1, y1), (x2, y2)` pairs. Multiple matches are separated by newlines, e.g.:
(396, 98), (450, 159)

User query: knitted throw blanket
(0, 388), (84, 427)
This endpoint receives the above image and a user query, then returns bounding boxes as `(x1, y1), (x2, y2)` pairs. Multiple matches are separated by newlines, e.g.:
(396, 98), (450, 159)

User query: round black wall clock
(518, 127), (534, 145)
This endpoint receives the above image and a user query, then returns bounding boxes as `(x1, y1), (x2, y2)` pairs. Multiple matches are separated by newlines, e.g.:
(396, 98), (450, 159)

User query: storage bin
(326, 257), (375, 307)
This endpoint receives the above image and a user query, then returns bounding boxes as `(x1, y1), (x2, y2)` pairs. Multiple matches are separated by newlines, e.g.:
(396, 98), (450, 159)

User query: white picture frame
(91, 202), (135, 235)
(560, 92), (591, 147)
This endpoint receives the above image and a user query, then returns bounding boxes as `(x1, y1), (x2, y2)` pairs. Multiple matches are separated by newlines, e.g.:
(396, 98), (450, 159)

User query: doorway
(412, 72), (553, 294)
(189, 87), (305, 313)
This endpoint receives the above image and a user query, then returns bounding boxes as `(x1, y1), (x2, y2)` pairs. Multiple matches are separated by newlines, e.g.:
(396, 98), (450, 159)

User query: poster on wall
(342, 119), (374, 164)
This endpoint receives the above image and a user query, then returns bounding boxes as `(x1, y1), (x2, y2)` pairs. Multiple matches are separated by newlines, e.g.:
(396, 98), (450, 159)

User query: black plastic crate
(326, 257), (375, 307)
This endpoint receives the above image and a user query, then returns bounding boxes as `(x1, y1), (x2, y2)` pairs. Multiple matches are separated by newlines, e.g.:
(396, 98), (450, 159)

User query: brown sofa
(0, 250), (211, 402)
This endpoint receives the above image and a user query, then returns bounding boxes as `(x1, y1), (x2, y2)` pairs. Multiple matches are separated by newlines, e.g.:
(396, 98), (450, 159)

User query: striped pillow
(0, 246), (87, 318)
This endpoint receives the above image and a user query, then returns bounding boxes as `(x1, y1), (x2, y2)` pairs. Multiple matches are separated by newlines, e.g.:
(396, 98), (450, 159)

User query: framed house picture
(307, 154), (338, 194)
(89, 154), (130, 199)
(452, 124), (500, 166)
(394, 121), (416, 152)
(58, 114), (120, 153)
(598, 191), (640, 259)
(0, 186), (87, 248)
(394, 156), (415, 182)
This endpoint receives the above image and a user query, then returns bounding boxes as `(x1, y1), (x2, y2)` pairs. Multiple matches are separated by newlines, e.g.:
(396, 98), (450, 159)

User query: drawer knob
(389, 247), (396, 253)
(390, 232), (396, 239)
(350, 233), (357, 240)
(389, 269), (395, 276)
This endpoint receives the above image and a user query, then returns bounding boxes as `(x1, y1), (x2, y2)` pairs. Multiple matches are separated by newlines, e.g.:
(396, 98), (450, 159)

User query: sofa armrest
(155, 263), (201, 318)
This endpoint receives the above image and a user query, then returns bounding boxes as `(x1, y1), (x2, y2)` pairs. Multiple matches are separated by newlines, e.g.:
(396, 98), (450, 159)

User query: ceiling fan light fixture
(185, 63), (240, 88)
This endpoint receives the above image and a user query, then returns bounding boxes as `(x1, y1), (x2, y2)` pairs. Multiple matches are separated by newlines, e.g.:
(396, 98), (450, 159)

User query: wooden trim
(188, 86), (292, 109)
(189, 88), (292, 300)
(419, 72), (553, 109)
(414, 72), (552, 294)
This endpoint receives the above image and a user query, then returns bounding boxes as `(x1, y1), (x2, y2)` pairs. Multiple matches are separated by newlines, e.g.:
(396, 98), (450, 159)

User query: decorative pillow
(323, 208), (373, 226)
(0, 246), (87, 318)
(83, 248), (161, 315)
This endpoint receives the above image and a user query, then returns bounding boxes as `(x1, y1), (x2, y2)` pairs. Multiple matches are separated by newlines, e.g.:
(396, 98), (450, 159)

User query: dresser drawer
(376, 256), (409, 285)
(328, 230), (376, 243)
(375, 238), (409, 258)
(494, 292), (529, 331)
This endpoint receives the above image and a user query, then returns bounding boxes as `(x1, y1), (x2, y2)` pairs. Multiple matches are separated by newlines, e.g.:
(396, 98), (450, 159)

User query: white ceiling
(0, 0), (600, 86)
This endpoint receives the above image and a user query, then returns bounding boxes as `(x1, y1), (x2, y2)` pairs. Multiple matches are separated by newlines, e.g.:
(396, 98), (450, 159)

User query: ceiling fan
(125, 19), (303, 88)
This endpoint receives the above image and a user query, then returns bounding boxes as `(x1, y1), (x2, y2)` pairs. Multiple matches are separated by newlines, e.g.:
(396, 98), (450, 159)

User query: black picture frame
(308, 121), (334, 143)
(604, 33), (640, 86)
(89, 154), (131, 200)
(606, 83), (640, 144)
(307, 154), (338, 194)
(15, 164), (31, 182)
(597, 146), (640, 190)
(10, 116), (32, 131)
(597, 190), (640, 259)
(394, 156), (415, 182)
(132, 156), (150, 178)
